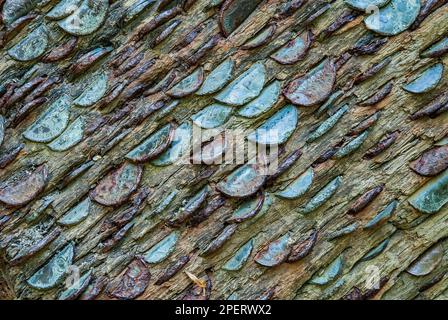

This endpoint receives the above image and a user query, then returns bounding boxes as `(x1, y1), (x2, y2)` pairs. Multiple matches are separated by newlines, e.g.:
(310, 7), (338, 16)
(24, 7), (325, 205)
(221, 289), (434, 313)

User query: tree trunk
(0, 0), (447, 300)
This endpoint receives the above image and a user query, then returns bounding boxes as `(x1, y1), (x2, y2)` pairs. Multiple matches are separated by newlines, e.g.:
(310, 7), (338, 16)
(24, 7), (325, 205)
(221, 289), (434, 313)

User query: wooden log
(0, 0), (447, 300)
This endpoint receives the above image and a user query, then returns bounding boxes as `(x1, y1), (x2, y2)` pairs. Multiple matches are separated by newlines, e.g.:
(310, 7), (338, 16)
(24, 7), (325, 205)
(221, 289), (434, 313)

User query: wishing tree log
(0, 0), (447, 300)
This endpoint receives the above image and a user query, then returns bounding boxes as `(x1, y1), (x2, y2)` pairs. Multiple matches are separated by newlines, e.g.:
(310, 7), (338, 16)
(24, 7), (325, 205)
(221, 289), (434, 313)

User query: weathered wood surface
(0, 0), (447, 300)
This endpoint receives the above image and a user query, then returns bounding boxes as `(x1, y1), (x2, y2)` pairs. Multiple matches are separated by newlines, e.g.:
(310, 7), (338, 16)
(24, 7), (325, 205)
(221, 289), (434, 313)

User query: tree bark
(0, 0), (447, 300)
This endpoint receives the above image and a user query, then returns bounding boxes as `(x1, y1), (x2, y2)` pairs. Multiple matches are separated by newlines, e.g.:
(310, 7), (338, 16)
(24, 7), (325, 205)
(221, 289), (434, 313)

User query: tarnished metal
(287, 230), (318, 263)
(410, 145), (448, 176)
(106, 258), (151, 300)
(90, 162), (143, 207)
(0, 0), (446, 302)
(0, 164), (48, 207)
(347, 185), (384, 215)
